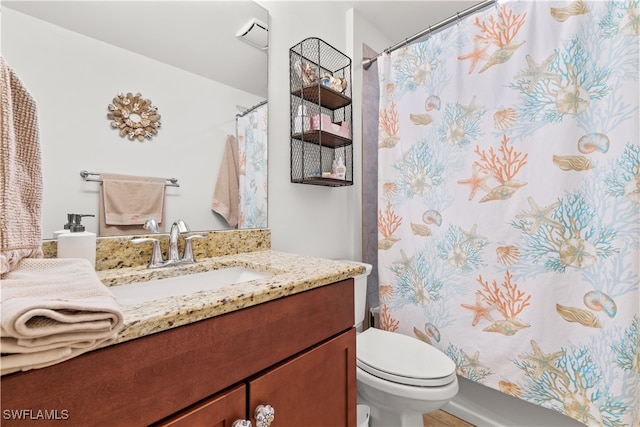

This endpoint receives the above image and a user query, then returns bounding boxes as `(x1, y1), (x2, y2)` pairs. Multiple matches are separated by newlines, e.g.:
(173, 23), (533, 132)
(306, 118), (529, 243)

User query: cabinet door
(249, 329), (356, 427)
(155, 384), (246, 427)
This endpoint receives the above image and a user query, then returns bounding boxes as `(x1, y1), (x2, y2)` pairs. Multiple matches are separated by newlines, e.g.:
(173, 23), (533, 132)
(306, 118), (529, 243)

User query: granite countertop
(101, 250), (365, 344)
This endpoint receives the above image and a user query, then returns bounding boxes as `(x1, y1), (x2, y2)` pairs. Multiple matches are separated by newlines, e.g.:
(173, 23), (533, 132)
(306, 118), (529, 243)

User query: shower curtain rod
(236, 99), (267, 117)
(362, 0), (497, 70)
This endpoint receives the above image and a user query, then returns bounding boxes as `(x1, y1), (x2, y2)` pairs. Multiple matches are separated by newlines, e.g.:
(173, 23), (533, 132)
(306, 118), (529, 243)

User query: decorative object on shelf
(335, 156), (346, 180)
(290, 37), (353, 187)
(293, 59), (318, 86)
(107, 92), (161, 142)
(310, 114), (350, 138)
(320, 74), (348, 93)
(294, 105), (310, 133)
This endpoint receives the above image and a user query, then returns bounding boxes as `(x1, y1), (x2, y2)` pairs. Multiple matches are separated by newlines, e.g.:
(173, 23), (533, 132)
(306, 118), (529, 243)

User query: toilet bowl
(345, 260), (459, 427)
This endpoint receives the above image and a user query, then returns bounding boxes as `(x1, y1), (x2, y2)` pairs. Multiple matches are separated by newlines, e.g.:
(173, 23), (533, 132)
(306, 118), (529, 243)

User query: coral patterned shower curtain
(376, 1), (639, 425)
(236, 102), (268, 229)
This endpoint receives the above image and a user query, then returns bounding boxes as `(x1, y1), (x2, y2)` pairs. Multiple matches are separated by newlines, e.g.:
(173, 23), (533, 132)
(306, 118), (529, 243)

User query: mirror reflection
(1, 0), (268, 237)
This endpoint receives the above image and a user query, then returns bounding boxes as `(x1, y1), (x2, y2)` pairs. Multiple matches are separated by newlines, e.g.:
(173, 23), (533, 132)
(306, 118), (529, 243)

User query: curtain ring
(456, 12), (461, 25)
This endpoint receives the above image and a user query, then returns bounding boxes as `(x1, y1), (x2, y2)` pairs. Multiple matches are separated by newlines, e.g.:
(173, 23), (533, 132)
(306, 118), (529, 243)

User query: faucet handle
(143, 218), (159, 233)
(174, 219), (190, 233)
(182, 234), (206, 263)
(132, 237), (165, 268)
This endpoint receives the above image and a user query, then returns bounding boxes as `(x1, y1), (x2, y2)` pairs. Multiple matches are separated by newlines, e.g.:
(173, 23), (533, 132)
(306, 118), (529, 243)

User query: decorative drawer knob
(232, 420), (252, 427)
(255, 404), (275, 427)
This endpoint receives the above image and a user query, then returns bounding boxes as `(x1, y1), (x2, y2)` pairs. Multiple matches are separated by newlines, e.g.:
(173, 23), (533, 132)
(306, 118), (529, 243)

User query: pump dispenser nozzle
(67, 213), (95, 232)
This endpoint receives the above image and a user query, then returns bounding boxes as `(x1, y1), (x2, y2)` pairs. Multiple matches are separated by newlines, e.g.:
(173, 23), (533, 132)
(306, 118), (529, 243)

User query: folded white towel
(0, 347), (73, 374)
(0, 258), (124, 374)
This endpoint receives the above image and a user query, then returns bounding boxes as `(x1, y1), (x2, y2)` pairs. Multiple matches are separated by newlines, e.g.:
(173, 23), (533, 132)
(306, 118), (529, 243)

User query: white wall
(264, 1), (357, 259)
(2, 8), (263, 237)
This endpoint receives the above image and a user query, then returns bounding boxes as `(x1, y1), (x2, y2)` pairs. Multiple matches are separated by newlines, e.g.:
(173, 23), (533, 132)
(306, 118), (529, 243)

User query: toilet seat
(357, 328), (456, 387)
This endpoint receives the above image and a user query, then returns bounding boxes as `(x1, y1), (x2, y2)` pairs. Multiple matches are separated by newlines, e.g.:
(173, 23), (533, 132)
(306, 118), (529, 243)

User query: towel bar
(79, 170), (179, 187)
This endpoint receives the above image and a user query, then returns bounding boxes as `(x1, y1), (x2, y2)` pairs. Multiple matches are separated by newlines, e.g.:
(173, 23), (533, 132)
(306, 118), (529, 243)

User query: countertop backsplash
(41, 228), (271, 271)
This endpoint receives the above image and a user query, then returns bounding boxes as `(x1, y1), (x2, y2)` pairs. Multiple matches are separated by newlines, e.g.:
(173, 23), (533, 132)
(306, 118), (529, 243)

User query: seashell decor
(499, 381), (522, 398)
(425, 95), (441, 112)
(494, 108), (517, 130)
(496, 245), (521, 266)
(422, 210), (442, 226)
(550, 1), (589, 22)
(294, 59), (318, 86)
(556, 303), (601, 328)
(577, 133), (610, 154)
(107, 92), (161, 142)
(424, 323), (441, 342)
(413, 326), (432, 344)
(410, 222), (432, 236)
(583, 290), (617, 318)
(320, 74), (348, 93)
(410, 113), (433, 125)
(552, 154), (594, 171)
(625, 174), (640, 204)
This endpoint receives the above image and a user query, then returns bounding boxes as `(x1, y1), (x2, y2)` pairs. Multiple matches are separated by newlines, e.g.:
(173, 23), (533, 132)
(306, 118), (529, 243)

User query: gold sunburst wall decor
(107, 92), (161, 141)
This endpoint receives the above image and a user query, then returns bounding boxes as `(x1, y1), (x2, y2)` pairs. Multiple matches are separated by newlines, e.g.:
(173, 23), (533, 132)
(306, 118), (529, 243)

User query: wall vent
(236, 18), (268, 50)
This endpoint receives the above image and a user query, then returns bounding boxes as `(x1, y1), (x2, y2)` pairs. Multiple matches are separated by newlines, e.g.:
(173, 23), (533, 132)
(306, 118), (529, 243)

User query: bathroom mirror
(1, 0), (268, 237)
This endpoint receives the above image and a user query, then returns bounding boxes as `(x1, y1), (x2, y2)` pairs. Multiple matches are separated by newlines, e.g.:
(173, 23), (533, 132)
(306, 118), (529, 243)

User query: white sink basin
(110, 267), (272, 305)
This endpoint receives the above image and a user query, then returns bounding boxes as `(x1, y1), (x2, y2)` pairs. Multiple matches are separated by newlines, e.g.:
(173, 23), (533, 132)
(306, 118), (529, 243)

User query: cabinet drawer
(154, 384), (246, 427)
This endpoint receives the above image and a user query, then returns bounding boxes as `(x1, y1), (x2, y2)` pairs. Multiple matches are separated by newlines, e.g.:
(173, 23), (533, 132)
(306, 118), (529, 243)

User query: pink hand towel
(211, 134), (240, 228)
(99, 173), (166, 236)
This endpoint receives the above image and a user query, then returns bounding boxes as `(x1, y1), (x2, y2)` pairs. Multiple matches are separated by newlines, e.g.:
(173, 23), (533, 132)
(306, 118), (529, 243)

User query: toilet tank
(340, 260), (373, 329)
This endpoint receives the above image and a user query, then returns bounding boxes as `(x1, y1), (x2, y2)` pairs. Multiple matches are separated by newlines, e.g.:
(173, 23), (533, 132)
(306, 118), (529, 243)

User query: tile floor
(423, 410), (475, 427)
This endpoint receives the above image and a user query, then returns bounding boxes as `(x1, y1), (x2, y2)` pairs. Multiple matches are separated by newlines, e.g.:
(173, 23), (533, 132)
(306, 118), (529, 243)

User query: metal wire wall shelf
(290, 37), (353, 187)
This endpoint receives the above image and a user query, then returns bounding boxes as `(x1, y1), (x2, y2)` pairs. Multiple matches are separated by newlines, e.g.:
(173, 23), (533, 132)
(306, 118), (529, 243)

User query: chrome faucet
(168, 219), (190, 263)
(133, 219), (205, 268)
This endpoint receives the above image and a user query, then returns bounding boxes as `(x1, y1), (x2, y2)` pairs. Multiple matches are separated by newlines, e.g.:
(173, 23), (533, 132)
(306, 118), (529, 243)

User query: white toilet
(349, 261), (459, 427)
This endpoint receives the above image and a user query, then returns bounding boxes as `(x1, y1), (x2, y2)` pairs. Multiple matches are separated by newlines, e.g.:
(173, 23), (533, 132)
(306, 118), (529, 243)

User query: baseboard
(443, 399), (510, 427)
(443, 377), (583, 427)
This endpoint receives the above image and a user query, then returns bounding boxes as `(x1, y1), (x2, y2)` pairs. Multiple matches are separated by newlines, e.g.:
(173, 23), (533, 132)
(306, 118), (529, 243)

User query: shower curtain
(236, 102), (268, 228)
(376, 1), (639, 425)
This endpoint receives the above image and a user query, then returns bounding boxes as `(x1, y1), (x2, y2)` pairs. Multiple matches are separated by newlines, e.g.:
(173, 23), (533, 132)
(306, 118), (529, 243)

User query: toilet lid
(357, 328), (456, 387)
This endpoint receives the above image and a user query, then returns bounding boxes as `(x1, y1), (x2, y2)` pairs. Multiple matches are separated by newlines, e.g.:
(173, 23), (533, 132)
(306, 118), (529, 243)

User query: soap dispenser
(53, 213), (74, 239)
(57, 214), (97, 268)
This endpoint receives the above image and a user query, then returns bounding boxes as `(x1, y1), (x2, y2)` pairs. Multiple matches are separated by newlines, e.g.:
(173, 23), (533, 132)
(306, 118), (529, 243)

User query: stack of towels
(1, 259), (124, 375)
(0, 57), (124, 375)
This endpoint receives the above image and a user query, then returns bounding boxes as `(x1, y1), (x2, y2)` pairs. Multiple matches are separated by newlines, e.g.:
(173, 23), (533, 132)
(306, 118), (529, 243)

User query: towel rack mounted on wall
(79, 170), (180, 187)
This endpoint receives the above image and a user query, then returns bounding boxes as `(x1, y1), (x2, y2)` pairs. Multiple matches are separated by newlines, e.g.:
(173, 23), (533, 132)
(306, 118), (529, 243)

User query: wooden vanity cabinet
(248, 330), (355, 426)
(155, 384), (247, 427)
(1, 279), (356, 427)
(157, 330), (355, 427)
